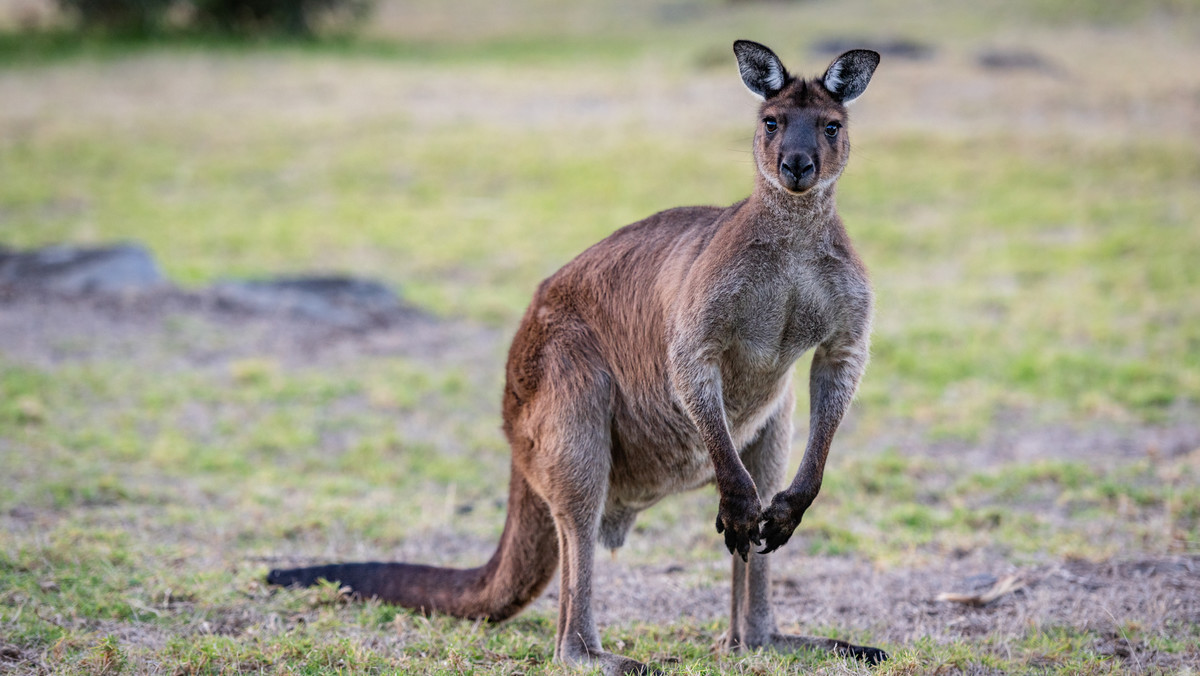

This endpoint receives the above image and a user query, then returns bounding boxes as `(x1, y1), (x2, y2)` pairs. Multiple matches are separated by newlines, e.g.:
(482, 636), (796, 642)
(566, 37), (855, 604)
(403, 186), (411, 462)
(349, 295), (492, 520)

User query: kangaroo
(268, 40), (886, 673)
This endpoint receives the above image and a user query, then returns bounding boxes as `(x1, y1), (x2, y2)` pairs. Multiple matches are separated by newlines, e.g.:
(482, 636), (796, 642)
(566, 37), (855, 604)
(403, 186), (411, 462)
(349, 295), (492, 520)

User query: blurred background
(1, 0), (1198, 673)
(3, 0), (1196, 422)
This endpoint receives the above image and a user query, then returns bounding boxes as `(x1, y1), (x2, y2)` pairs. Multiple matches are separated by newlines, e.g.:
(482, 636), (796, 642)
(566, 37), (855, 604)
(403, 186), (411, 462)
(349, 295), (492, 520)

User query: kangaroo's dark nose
(779, 153), (816, 191)
(781, 154), (815, 182)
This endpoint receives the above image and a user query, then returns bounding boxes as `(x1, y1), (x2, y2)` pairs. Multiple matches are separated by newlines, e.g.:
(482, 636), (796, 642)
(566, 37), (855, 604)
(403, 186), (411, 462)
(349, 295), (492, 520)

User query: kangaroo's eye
(824, 122), (841, 138)
(764, 118), (778, 134)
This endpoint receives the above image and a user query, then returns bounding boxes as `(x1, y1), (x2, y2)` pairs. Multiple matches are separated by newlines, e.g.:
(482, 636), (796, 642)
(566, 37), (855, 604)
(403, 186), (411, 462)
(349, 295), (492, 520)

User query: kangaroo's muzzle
(780, 152), (817, 192)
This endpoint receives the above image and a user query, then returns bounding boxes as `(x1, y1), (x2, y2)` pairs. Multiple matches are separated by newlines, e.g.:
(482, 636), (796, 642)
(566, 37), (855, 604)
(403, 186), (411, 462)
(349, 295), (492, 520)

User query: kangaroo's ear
(821, 50), (880, 105)
(733, 40), (789, 100)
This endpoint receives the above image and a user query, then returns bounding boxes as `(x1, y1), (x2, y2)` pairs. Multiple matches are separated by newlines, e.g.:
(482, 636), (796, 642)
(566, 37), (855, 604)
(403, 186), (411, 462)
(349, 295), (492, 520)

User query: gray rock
(976, 48), (1059, 73)
(0, 243), (418, 331)
(210, 275), (411, 329)
(0, 243), (164, 294)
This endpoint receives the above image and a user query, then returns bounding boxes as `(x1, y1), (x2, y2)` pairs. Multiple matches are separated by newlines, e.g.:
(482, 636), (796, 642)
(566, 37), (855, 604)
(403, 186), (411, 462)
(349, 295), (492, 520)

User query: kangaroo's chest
(726, 258), (836, 373)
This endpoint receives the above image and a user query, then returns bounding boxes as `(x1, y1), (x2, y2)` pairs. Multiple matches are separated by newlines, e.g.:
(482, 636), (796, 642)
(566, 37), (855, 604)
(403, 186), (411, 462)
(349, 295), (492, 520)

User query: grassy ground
(2, 0), (1200, 673)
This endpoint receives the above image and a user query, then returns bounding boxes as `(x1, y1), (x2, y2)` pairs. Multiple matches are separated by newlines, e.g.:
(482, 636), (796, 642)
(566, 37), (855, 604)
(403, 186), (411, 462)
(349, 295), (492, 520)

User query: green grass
(1, 312), (1196, 672)
(4, 125), (1197, 424)
(847, 137), (1200, 429)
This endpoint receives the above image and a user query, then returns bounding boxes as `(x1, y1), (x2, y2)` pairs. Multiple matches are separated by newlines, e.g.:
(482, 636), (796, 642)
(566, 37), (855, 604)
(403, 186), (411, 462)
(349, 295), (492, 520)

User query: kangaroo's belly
(595, 373), (791, 551)
(605, 371), (791, 508)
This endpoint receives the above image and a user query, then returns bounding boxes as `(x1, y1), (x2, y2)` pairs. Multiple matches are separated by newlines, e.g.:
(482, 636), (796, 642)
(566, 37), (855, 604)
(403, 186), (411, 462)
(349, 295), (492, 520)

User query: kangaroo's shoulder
(506, 202), (738, 401)
(592, 203), (735, 256)
(534, 202), (738, 297)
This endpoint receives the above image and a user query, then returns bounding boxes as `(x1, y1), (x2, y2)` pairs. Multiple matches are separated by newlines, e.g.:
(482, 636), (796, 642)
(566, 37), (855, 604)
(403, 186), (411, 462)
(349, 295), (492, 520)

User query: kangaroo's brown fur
(268, 41), (887, 673)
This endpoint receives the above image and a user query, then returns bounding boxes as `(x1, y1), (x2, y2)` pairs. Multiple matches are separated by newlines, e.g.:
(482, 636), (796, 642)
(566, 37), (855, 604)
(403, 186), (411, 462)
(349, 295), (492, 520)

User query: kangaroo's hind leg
(550, 479), (651, 675)
(515, 342), (649, 675)
(723, 395), (888, 665)
(721, 396), (789, 651)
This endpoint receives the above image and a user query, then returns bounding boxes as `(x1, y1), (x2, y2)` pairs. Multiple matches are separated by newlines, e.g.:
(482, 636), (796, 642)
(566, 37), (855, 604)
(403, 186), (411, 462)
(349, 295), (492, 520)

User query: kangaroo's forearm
(693, 396), (757, 495)
(788, 340), (868, 498)
(672, 359), (755, 495)
(670, 345), (764, 559)
(759, 337), (868, 553)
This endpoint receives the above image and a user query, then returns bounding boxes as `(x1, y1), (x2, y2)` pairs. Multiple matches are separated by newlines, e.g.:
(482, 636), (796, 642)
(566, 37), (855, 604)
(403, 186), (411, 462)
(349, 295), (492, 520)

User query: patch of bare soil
(0, 286), (503, 374)
(570, 552), (1200, 670)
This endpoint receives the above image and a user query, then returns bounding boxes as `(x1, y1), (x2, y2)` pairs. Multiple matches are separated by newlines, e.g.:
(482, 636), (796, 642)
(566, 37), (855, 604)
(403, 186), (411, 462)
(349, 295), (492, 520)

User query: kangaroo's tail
(267, 470), (558, 622)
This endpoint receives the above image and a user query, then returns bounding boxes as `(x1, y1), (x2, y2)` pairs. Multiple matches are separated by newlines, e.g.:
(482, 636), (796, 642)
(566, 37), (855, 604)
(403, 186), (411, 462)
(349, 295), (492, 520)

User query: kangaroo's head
(733, 40), (879, 196)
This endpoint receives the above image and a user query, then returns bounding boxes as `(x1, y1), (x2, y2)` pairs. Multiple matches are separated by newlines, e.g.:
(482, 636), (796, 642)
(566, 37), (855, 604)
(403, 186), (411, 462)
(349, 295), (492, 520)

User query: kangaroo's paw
(758, 489), (817, 554)
(714, 486), (762, 561)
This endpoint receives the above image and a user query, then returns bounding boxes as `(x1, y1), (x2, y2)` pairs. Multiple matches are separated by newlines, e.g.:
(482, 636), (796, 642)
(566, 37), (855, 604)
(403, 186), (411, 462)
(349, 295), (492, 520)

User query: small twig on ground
(936, 573), (1030, 606)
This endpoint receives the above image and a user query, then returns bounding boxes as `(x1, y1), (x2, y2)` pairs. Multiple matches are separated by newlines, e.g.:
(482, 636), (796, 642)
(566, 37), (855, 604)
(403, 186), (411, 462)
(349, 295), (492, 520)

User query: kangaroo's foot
(559, 646), (658, 675)
(718, 631), (889, 666)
